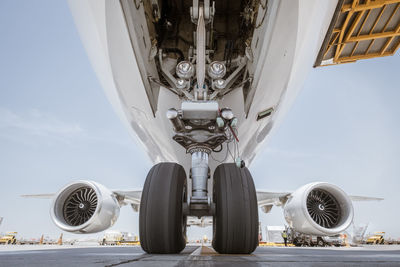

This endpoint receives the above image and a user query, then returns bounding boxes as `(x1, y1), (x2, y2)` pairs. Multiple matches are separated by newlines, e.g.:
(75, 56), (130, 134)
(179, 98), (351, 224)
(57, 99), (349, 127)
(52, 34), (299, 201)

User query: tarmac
(0, 244), (400, 266)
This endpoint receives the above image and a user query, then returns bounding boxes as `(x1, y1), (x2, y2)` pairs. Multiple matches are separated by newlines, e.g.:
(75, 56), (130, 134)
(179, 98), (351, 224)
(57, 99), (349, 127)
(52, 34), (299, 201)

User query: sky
(0, 0), (399, 241)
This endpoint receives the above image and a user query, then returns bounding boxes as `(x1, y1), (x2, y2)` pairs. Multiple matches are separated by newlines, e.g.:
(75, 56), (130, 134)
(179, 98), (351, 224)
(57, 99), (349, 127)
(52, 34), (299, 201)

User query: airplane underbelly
(68, 0), (337, 170)
(234, 0), (338, 164)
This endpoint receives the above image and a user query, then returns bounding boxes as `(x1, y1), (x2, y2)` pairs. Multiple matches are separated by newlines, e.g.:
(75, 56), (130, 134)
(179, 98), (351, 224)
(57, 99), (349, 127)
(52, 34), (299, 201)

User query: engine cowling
(50, 181), (120, 233)
(284, 182), (354, 236)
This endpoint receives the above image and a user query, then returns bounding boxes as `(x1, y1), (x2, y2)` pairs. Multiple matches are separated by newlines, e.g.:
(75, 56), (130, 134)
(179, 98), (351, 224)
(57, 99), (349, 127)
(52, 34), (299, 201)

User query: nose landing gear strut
(139, 0), (258, 254)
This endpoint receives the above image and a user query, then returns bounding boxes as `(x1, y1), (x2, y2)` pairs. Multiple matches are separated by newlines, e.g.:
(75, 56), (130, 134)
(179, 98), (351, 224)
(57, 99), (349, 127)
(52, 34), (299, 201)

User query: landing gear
(212, 163), (259, 254)
(139, 163), (187, 254)
(140, 0), (259, 255)
(317, 238), (325, 247)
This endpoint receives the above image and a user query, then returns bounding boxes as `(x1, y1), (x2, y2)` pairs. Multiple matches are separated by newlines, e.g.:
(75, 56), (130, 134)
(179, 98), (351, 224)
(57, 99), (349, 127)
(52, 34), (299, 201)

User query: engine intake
(306, 188), (341, 229)
(51, 181), (120, 233)
(63, 186), (98, 226)
(284, 182), (353, 236)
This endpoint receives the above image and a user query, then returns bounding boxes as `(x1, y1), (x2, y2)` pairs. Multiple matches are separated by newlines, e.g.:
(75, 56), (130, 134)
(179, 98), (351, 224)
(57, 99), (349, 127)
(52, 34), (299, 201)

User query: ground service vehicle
(366, 232), (385, 245)
(0, 232), (17, 245)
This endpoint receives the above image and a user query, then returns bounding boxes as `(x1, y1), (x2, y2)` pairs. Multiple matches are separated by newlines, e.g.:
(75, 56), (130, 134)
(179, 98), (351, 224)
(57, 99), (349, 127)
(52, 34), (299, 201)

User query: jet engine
(284, 182), (354, 236)
(50, 181), (120, 233)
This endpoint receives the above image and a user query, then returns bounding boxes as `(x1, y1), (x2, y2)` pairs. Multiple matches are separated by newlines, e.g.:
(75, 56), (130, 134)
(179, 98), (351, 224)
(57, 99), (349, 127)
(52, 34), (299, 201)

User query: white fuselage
(68, 0), (338, 172)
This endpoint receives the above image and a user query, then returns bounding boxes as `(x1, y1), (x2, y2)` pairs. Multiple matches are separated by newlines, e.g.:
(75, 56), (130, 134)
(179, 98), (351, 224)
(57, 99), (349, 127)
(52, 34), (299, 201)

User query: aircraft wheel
(139, 162), (187, 253)
(212, 163), (258, 254)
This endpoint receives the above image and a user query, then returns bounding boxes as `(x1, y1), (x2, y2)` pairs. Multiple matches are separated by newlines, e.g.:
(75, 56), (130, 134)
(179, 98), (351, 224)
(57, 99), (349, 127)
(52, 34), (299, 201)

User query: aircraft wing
(257, 191), (291, 205)
(112, 189), (142, 211)
(112, 189), (141, 203)
(349, 195), (384, 201)
(20, 194), (54, 199)
(256, 191), (291, 214)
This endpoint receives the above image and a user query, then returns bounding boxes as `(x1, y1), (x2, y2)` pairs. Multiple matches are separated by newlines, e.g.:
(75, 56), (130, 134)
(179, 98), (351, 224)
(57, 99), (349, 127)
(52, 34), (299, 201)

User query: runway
(0, 245), (400, 266)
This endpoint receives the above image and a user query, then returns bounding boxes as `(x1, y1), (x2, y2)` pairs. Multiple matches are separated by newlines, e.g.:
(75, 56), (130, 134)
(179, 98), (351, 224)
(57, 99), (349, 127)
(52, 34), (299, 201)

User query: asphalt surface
(0, 245), (400, 266)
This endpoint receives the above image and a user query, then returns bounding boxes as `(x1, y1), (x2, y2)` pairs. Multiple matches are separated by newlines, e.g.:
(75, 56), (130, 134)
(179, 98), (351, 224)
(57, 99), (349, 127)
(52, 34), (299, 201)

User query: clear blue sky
(0, 0), (399, 241)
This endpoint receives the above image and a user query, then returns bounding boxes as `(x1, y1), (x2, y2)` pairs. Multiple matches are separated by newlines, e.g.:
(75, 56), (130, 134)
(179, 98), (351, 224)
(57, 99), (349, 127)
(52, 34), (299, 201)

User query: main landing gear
(139, 0), (258, 254)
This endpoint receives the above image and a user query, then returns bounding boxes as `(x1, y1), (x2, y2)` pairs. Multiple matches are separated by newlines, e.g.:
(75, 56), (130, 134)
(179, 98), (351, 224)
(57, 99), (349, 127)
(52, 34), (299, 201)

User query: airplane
(24, 0), (398, 254)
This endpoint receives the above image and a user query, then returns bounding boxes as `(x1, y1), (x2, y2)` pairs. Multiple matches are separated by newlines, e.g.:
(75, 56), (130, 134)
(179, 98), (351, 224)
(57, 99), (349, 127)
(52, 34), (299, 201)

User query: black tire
(212, 163), (258, 254)
(139, 162), (187, 254)
(293, 238), (301, 247)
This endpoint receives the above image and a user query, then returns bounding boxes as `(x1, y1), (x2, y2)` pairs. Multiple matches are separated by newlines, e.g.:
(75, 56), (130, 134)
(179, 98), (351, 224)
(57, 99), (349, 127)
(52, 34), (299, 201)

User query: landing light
(208, 61), (226, 79)
(176, 79), (188, 89)
(214, 79), (225, 89)
(176, 61), (194, 79)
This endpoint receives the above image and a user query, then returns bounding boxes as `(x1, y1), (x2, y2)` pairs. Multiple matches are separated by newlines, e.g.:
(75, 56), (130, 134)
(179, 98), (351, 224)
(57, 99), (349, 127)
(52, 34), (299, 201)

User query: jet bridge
(315, 0), (400, 67)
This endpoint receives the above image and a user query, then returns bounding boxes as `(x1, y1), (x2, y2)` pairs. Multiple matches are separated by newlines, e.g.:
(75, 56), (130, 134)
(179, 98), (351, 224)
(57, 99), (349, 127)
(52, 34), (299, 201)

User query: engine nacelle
(284, 182), (353, 236)
(50, 181), (120, 233)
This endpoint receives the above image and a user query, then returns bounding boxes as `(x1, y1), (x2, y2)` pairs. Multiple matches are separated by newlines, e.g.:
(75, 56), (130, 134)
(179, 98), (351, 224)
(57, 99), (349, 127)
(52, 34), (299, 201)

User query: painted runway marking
(189, 246), (202, 256)
(200, 246), (218, 255)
